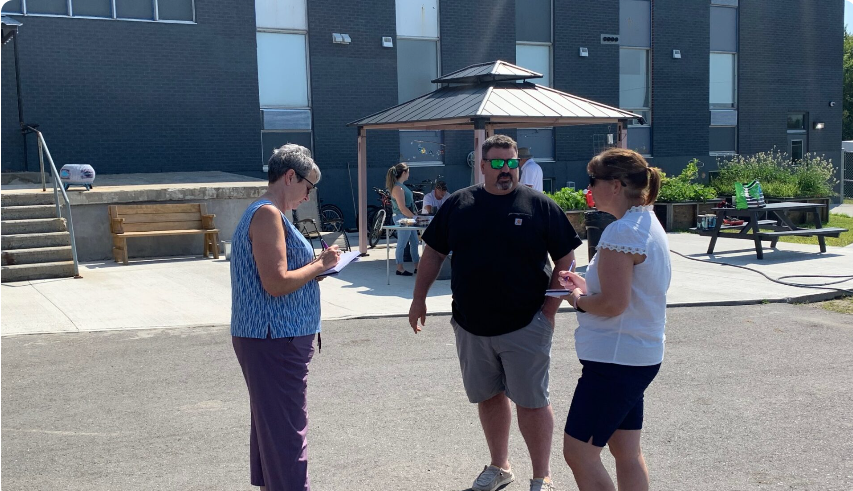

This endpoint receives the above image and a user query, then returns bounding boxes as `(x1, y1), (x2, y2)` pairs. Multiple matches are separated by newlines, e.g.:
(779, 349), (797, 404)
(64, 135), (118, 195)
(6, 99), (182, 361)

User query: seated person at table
(422, 181), (449, 215)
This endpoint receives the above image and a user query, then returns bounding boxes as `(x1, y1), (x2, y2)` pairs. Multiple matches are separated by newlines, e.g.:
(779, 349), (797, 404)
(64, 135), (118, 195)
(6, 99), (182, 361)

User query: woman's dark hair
(385, 163), (409, 192)
(587, 148), (662, 205)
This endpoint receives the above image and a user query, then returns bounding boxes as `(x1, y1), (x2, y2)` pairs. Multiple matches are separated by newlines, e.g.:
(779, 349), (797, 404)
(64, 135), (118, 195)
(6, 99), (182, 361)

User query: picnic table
(382, 224), (428, 284)
(696, 202), (847, 259)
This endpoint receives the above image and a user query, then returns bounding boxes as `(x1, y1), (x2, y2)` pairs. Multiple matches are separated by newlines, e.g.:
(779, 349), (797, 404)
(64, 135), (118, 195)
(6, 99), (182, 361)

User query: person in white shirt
(518, 147), (543, 192)
(556, 148), (671, 491)
(422, 180), (449, 214)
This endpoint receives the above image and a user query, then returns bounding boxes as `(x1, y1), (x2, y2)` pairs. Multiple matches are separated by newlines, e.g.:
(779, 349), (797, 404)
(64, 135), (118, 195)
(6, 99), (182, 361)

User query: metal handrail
(28, 127), (80, 277)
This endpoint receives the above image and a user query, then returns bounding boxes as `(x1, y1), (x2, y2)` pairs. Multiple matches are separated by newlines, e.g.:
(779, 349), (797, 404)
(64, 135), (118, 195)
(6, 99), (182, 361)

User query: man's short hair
(435, 180), (447, 191)
(267, 144), (320, 184)
(482, 134), (517, 159)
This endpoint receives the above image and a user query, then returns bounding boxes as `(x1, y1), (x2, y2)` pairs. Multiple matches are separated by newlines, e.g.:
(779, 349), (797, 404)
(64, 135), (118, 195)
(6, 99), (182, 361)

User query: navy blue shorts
(564, 360), (661, 447)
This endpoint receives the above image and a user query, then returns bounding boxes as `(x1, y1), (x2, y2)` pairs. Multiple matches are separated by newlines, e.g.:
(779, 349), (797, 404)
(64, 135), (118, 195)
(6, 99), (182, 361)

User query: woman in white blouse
(558, 148), (671, 491)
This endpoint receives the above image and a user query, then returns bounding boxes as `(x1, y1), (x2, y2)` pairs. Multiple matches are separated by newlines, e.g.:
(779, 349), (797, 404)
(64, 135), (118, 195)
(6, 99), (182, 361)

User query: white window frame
(396, 0), (442, 167)
(4, 0), (196, 23)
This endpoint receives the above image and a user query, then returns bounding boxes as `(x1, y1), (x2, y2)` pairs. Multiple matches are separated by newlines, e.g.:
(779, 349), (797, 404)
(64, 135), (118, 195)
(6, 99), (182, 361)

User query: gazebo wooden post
(357, 126), (368, 255)
(473, 119), (487, 184)
(617, 121), (628, 149)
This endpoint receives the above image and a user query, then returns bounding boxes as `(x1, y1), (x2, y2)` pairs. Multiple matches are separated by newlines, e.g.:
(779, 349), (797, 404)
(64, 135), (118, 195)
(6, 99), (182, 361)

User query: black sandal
(396, 270), (413, 276)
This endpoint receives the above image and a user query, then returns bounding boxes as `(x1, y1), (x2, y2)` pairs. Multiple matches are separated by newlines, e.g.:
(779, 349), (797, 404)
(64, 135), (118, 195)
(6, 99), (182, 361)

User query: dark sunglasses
(588, 175), (625, 187)
(294, 171), (317, 190)
(484, 158), (520, 170)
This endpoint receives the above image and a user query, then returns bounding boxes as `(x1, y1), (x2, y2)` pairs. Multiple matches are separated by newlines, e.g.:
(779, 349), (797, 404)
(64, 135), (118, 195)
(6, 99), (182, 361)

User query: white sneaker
(529, 477), (556, 491)
(471, 464), (515, 491)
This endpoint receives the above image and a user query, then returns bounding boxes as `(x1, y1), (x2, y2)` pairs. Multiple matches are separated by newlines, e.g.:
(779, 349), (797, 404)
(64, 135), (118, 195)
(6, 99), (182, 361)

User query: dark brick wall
(551, 0), (621, 188)
(305, 0), (400, 222)
(651, 0), (710, 175)
(1, 1), (261, 174)
(439, 0), (516, 185)
(739, 0), (844, 169)
(2, 30), (24, 170)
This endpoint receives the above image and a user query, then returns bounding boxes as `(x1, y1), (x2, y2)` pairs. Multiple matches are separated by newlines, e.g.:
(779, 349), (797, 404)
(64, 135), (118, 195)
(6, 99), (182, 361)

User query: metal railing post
(36, 131), (81, 278)
(38, 137), (46, 192)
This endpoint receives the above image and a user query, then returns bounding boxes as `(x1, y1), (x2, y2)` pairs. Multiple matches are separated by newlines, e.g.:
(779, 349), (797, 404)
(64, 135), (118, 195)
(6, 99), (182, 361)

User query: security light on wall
(813, 122), (825, 130)
(579, 47), (588, 57)
(332, 33), (351, 44)
(382, 36), (393, 48)
(672, 49), (682, 59)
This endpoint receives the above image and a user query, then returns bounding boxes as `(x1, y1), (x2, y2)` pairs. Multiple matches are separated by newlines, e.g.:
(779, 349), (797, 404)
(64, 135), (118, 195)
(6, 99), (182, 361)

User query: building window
(709, 126), (737, 154)
(709, 53), (736, 108)
(710, 4), (738, 154)
(787, 112), (806, 131)
(620, 0), (651, 155)
(257, 33), (309, 108)
(396, 38), (439, 104)
(516, 44), (551, 87)
(256, 0), (306, 30)
(2, 0), (194, 22)
(517, 128), (555, 162)
(516, 0), (553, 160)
(256, 0), (310, 167)
(396, 0), (441, 166)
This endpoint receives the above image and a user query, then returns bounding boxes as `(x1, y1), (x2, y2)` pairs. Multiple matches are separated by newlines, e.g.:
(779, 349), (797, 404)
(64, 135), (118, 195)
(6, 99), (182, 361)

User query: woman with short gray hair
(231, 144), (339, 491)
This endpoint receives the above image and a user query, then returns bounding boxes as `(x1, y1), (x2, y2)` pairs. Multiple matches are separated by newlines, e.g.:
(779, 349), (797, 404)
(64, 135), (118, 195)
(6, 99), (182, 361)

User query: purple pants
(233, 334), (315, 491)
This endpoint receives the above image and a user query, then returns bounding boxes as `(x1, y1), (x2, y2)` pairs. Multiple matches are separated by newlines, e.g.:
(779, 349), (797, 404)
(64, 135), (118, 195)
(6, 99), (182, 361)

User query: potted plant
(545, 187), (589, 238)
(711, 149), (837, 223)
(655, 159), (720, 230)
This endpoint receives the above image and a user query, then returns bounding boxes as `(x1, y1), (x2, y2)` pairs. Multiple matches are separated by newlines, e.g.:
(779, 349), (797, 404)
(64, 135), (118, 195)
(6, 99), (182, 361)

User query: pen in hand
(321, 239), (329, 250)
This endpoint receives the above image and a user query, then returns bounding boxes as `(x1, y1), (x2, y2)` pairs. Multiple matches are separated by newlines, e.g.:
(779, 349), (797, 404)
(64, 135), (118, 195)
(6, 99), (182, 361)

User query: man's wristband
(573, 294), (586, 313)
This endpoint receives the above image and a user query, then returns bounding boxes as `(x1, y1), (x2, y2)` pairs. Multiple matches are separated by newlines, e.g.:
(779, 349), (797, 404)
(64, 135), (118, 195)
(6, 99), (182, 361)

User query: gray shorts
(451, 311), (553, 408)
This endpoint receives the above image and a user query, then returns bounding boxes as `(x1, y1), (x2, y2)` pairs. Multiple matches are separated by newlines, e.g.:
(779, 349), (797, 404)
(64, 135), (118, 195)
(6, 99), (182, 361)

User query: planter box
(766, 197), (830, 224)
(654, 199), (723, 231)
(565, 210), (587, 239)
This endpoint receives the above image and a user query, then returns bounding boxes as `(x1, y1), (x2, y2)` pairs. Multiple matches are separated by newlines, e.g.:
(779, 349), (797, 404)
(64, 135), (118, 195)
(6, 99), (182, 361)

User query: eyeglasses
(294, 171), (317, 192)
(483, 158), (520, 169)
(588, 175), (625, 187)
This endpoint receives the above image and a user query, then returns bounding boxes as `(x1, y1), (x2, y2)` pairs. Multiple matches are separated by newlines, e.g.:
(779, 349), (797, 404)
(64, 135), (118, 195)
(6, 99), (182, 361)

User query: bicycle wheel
(320, 204), (344, 232)
(369, 208), (386, 248)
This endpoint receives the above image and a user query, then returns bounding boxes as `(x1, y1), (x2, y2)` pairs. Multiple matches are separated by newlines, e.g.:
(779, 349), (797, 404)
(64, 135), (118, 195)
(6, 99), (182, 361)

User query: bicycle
(365, 186), (394, 248)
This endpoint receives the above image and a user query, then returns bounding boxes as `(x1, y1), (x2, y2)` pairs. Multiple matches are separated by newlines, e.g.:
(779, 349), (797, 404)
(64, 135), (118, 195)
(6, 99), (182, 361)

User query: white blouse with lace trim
(595, 206), (654, 256)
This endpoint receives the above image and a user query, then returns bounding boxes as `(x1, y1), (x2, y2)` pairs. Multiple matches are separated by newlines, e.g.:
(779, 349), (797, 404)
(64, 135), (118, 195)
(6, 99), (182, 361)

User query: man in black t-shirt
(409, 135), (581, 491)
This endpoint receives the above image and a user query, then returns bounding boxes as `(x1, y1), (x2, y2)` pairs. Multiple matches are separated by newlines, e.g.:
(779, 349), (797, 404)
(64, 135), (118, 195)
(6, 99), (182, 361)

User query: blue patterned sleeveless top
(230, 200), (321, 338)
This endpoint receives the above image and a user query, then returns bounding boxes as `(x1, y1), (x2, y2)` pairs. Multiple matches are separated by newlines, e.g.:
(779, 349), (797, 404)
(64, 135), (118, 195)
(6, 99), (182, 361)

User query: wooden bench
(108, 203), (220, 265)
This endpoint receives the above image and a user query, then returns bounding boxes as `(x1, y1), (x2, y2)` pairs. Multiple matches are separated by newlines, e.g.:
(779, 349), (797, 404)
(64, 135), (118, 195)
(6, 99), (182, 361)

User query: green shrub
(546, 187), (588, 210)
(711, 148), (837, 198)
(657, 159), (719, 202)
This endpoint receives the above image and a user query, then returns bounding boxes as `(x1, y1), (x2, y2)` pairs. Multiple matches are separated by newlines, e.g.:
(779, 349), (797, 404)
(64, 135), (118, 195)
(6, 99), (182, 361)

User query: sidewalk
(2, 232), (852, 336)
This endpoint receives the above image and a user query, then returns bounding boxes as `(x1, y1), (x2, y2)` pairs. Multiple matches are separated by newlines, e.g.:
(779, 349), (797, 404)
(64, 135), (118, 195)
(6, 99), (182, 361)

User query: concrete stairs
(1, 192), (75, 282)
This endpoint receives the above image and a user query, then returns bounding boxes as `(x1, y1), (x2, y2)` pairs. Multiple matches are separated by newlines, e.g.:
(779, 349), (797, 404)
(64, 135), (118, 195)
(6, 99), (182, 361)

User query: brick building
(1, 0), (844, 226)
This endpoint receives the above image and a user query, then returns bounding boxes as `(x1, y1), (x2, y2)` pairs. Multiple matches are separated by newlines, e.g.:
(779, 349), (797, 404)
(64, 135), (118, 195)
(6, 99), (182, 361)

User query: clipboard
(545, 289), (571, 298)
(317, 250), (361, 277)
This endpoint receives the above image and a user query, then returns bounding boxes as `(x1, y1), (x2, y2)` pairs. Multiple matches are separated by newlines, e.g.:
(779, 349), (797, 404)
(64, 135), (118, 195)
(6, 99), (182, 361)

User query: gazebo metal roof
(348, 81), (644, 130)
(431, 60), (542, 84)
(349, 60), (641, 255)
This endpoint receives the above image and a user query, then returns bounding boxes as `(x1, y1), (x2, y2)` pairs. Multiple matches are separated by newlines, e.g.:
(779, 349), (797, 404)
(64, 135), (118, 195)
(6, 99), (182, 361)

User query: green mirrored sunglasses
(485, 158), (520, 169)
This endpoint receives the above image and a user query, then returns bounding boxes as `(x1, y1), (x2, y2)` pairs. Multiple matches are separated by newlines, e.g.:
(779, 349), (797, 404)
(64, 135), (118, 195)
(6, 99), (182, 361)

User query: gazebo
(348, 60), (643, 255)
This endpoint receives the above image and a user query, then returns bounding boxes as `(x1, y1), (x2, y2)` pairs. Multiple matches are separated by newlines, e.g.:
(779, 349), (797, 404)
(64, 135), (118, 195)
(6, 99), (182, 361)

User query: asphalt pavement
(2, 304), (852, 490)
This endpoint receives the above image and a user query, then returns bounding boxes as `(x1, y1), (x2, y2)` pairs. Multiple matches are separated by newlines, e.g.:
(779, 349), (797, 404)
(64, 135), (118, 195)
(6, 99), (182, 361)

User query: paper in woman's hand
(545, 289), (571, 298)
(318, 251), (361, 277)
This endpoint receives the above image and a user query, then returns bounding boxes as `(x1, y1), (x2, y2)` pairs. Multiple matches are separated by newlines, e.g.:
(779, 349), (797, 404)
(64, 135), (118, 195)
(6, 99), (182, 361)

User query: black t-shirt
(421, 184), (582, 336)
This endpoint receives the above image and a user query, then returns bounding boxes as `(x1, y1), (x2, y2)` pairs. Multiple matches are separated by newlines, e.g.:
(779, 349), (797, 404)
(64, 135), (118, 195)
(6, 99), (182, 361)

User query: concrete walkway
(3, 232), (851, 336)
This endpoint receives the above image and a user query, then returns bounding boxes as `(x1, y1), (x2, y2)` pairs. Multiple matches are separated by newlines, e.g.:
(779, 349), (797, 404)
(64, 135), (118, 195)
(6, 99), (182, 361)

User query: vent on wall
(600, 34), (620, 45)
